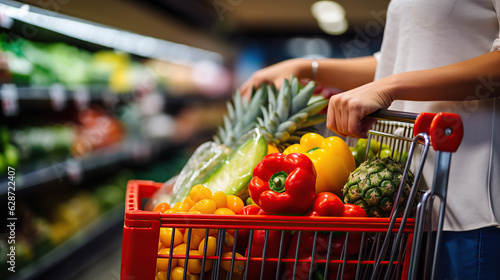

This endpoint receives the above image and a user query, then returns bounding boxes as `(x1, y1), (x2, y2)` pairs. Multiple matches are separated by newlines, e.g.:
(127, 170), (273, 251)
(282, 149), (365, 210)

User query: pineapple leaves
(276, 79), (291, 123)
(292, 81), (316, 113)
(215, 75), (327, 150)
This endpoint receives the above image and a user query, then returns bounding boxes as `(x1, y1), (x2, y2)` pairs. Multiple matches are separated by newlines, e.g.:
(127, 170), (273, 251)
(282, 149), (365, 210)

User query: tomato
(170, 267), (200, 280)
(184, 229), (203, 249)
(183, 196), (196, 208)
(172, 202), (190, 212)
(159, 228), (183, 248)
(212, 191), (227, 208)
(153, 202), (171, 213)
(343, 204), (367, 218)
(198, 236), (217, 256)
(238, 205), (261, 215)
(164, 208), (178, 214)
(191, 199), (217, 214)
(189, 184), (212, 202)
(156, 247), (176, 271)
(179, 250), (212, 274)
(224, 232), (234, 248)
(309, 192), (345, 217)
(156, 271), (167, 280)
(220, 252), (245, 273)
(226, 195), (244, 214)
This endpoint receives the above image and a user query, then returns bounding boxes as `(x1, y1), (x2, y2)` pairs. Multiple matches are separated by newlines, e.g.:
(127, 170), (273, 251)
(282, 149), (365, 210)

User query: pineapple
(256, 76), (328, 151)
(214, 83), (270, 149)
(214, 75), (328, 151)
(343, 157), (414, 217)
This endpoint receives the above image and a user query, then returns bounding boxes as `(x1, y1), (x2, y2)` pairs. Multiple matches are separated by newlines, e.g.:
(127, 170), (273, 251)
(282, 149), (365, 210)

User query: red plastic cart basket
(120, 110), (463, 280)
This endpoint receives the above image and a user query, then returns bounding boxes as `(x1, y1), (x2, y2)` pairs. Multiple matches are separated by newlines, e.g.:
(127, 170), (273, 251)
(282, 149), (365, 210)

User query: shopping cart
(120, 109), (463, 280)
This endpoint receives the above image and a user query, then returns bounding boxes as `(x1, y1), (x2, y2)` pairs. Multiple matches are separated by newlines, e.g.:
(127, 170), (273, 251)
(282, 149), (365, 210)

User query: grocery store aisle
(72, 245), (122, 280)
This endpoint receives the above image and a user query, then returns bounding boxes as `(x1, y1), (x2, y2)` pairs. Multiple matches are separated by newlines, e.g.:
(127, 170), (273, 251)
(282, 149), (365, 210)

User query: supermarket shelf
(0, 138), (183, 196)
(0, 84), (138, 114)
(6, 203), (125, 280)
(0, 84), (230, 116)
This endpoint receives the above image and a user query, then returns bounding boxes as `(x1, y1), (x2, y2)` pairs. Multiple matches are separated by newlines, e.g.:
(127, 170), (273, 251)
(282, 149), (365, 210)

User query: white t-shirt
(375, 0), (500, 231)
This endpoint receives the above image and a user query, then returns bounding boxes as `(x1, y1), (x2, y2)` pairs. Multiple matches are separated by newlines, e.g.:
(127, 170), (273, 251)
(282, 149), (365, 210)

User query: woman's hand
(240, 58), (311, 100)
(326, 78), (395, 138)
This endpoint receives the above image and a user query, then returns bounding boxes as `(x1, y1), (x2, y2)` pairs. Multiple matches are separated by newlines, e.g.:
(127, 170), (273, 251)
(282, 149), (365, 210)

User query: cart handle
(368, 109), (463, 153)
(367, 109), (418, 123)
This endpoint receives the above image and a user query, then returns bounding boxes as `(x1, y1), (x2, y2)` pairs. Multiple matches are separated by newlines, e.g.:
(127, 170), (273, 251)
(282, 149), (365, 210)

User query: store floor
(73, 245), (122, 280)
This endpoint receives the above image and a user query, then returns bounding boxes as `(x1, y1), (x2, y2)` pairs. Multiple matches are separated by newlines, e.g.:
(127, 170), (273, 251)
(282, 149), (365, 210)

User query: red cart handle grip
(414, 112), (463, 152)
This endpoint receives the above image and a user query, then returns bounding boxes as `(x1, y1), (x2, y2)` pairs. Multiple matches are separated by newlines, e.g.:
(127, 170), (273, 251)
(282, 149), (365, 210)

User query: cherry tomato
(226, 195), (244, 214)
(183, 196), (196, 208)
(172, 202), (190, 212)
(159, 228), (183, 248)
(184, 229), (203, 249)
(220, 252), (245, 273)
(156, 247), (176, 271)
(170, 267), (200, 280)
(156, 271), (167, 280)
(164, 208), (178, 214)
(212, 191), (227, 208)
(178, 250), (212, 274)
(224, 232), (234, 248)
(238, 205), (261, 215)
(191, 199), (217, 214)
(153, 202), (171, 213)
(198, 236), (217, 256)
(214, 208), (235, 215)
(189, 184), (213, 202)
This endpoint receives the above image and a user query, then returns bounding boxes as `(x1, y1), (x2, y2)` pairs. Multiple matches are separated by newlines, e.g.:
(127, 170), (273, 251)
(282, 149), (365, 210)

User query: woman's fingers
(326, 83), (389, 139)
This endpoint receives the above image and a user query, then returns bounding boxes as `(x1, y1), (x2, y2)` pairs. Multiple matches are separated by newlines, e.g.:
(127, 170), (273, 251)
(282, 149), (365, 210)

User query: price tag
(74, 86), (90, 111)
(49, 83), (66, 111)
(1, 83), (19, 116)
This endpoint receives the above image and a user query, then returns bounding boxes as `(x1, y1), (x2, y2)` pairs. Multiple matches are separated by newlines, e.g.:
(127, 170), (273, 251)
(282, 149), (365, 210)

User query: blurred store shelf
(5, 203), (124, 280)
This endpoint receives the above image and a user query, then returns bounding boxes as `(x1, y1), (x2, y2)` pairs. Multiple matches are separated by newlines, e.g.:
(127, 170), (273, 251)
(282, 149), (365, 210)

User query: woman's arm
(240, 56), (377, 98)
(327, 51), (500, 138)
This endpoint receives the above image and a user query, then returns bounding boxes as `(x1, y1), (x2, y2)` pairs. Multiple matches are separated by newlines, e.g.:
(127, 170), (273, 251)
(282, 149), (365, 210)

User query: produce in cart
(155, 185), (246, 279)
(248, 152), (317, 215)
(147, 75), (328, 209)
(343, 157), (415, 217)
(283, 132), (355, 197)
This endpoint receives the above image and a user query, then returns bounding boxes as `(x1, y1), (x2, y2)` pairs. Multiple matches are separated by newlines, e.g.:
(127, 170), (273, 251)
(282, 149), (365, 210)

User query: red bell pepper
(249, 153), (317, 215)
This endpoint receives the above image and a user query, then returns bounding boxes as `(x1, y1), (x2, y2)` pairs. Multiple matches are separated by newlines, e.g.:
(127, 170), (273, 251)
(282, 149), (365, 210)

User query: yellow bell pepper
(283, 133), (356, 197)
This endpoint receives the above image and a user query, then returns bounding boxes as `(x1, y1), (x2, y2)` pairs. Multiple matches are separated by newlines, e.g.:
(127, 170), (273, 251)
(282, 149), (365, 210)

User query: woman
(241, 1), (500, 279)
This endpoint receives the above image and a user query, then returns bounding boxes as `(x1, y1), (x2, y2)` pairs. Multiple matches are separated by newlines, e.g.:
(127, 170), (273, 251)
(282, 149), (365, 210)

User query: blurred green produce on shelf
(11, 125), (75, 164)
(0, 33), (150, 93)
(0, 126), (20, 173)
